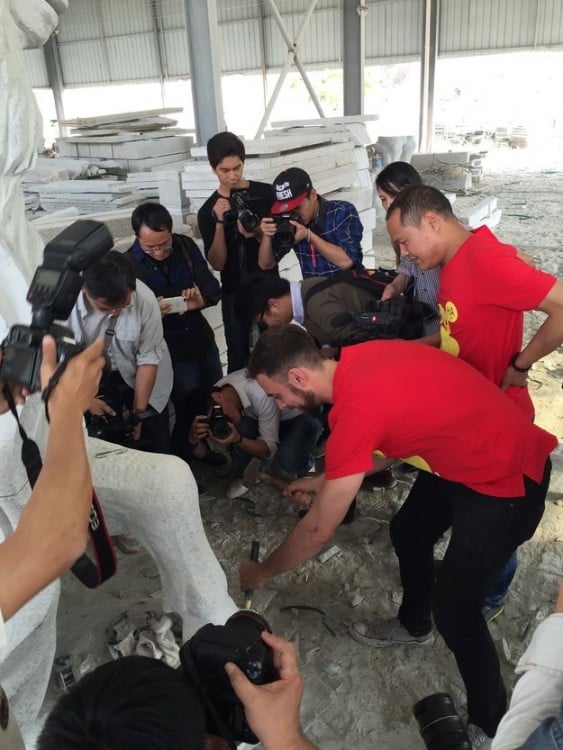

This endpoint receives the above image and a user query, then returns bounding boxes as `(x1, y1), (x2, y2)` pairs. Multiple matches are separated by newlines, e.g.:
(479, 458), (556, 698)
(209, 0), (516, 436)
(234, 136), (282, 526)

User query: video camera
(224, 190), (260, 233)
(0, 221), (113, 391)
(181, 610), (276, 745)
(413, 693), (472, 749)
(271, 209), (301, 254)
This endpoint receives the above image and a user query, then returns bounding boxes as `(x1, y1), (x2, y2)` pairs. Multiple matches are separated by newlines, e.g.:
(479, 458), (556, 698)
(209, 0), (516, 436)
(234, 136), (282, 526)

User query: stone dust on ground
(49, 151), (563, 749)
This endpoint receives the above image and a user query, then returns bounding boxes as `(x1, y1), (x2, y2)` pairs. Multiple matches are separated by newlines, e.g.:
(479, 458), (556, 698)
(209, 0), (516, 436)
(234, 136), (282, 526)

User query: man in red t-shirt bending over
(239, 325), (556, 746)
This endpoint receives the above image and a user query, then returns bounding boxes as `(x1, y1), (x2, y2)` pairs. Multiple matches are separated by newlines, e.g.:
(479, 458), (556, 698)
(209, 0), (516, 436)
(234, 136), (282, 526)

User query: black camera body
(0, 221), (113, 390)
(88, 404), (156, 447)
(271, 210), (300, 254)
(224, 190), (260, 233)
(181, 610), (276, 744)
(413, 693), (472, 749)
(208, 403), (231, 440)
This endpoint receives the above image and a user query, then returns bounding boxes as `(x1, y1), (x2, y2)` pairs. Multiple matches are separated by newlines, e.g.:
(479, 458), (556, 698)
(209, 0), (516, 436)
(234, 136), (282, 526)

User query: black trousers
(389, 460), (551, 736)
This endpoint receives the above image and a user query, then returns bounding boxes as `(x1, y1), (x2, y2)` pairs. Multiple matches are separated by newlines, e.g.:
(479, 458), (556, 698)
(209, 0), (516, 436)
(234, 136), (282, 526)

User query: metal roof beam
(43, 33), (67, 137)
(343, 3), (367, 116)
(419, 0), (439, 153)
(255, 0), (325, 138)
(183, 0), (224, 145)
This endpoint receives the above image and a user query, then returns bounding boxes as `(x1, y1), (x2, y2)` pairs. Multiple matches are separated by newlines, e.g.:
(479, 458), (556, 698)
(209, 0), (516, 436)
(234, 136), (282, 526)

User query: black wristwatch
(510, 352), (530, 373)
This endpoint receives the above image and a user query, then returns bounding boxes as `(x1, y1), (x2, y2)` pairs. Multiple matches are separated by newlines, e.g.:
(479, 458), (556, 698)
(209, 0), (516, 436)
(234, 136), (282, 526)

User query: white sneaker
(226, 478), (250, 499)
(350, 618), (434, 647)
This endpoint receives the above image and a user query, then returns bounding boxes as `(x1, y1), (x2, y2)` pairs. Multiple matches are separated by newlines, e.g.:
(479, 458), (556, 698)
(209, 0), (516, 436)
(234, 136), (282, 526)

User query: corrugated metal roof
(24, 0), (563, 90)
(366, 0), (422, 63)
(22, 48), (49, 88)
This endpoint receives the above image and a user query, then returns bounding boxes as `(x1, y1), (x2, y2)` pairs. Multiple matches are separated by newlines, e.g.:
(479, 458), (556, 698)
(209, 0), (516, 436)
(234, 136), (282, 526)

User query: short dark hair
(131, 202), (173, 235)
(375, 161), (422, 197)
(206, 131), (245, 168)
(82, 250), (136, 306)
(247, 324), (323, 380)
(234, 273), (291, 324)
(386, 184), (455, 226)
(37, 655), (206, 750)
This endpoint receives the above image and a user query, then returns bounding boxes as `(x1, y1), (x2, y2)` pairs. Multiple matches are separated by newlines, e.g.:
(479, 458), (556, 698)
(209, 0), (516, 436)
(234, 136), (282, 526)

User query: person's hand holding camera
(224, 631), (316, 750)
(260, 217), (277, 238)
(189, 414), (211, 447)
(0, 337), (106, 621)
(88, 397), (116, 418)
(212, 423), (241, 447)
(290, 220), (307, 243)
(213, 197), (231, 224)
(42, 336), (105, 419)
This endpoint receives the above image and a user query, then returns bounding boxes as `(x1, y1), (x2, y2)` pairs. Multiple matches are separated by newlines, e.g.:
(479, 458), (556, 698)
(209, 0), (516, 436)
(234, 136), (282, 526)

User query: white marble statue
(0, 2), (236, 744)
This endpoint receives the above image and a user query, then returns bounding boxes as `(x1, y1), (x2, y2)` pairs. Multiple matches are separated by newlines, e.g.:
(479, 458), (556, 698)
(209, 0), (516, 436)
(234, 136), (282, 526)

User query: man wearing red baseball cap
(258, 167), (364, 278)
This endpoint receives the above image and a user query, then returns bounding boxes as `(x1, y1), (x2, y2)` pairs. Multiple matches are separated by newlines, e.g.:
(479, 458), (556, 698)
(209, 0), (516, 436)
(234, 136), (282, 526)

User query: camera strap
(2, 383), (117, 588)
(180, 648), (237, 750)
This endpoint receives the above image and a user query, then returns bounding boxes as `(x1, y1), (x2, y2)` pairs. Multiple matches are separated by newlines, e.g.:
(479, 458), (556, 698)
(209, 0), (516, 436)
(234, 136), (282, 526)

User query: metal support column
(343, 3), (367, 116)
(255, 0), (324, 138)
(43, 33), (67, 138)
(418, 0), (439, 153)
(183, 0), (225, 146)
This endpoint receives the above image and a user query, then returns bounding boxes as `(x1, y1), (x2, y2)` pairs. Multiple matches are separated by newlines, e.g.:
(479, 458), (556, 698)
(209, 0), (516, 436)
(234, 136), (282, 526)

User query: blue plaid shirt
(274, 197), (364, 278)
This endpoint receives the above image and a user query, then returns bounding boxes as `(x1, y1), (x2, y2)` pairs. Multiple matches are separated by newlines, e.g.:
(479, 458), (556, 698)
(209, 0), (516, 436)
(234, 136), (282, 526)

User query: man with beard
(239, 324), (556, 748)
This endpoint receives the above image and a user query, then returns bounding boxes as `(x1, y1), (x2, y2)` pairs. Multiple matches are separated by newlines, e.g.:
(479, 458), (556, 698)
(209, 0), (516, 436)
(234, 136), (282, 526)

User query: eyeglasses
(142, 239), (173, 254)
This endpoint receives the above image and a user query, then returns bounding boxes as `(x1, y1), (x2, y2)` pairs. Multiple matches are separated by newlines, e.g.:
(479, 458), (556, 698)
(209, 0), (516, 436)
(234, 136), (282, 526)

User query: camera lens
(413, 693), (472, 750)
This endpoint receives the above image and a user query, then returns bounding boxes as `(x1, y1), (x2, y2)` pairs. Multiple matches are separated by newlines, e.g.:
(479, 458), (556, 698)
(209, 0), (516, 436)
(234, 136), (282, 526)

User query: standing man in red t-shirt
(386, 184), (563, 620)
(239, 325), (556, 747)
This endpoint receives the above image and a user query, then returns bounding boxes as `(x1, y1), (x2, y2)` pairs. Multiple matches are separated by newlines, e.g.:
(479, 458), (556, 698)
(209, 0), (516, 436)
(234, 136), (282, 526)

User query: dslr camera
(208, 403), (232, 440)
(181, 610), (276, 744)
(413, 693), (472, 749)
(0, 221), (113, 391)
(224, 190), (260, 233)
(271, 209), (301, 254)
(88, 402), (156, 448)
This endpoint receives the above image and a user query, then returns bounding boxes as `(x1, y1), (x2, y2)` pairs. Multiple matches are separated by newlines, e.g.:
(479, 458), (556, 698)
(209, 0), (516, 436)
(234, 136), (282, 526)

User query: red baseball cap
(271, 167), (312, 214)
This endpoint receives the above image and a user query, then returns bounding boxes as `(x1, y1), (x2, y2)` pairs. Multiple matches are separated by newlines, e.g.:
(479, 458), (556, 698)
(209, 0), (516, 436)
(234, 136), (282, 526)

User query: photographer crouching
(37, 627), (317, 750)
(0, 336), (105, 747)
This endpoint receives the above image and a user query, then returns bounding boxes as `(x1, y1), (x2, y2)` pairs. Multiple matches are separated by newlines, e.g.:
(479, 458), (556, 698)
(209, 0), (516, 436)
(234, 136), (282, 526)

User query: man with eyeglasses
(127, 203), (222, 459)
(258, 167), (364, 279)
(67, 250), (173, 454)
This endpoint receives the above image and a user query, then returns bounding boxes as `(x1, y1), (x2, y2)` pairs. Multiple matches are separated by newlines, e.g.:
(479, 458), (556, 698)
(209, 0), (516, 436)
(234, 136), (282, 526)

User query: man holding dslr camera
(38, 628), (316, 750)
(188, 368), (321, 498)
(258, 167), (364, 279)
(198, 132), (276, 372)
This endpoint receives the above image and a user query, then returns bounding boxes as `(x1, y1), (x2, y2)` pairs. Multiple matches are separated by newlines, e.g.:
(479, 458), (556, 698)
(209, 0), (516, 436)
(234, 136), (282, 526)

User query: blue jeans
(234, 414), (322, 478)
(520, 698), (563, 749)
(171, 346), (222, 457)
(389, 461), (551, 737)
(484, 551), (517, 609)
(222, 293), (251, 373)
(276, 414), (323, 476)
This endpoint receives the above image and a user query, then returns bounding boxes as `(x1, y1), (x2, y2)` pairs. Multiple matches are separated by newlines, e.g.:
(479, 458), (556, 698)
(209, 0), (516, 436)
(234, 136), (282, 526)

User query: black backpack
(302, 269), (438, 346)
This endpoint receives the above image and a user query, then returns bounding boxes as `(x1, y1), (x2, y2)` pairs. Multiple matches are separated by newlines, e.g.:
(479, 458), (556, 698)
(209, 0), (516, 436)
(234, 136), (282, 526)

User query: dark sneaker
(350, 618), (434, 647)
(482, 603), (505, 623)
(467, 723), (493, 749)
